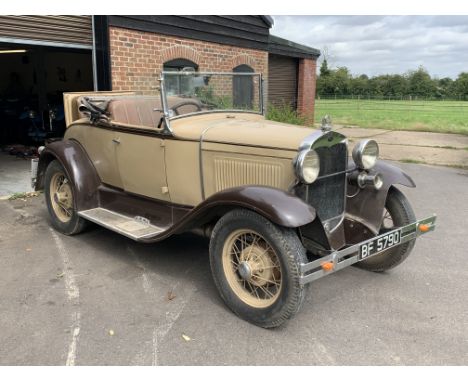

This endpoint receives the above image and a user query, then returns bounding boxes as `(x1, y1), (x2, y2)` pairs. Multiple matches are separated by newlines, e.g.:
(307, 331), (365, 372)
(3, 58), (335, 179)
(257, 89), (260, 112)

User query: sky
(271, 15), (468, 79)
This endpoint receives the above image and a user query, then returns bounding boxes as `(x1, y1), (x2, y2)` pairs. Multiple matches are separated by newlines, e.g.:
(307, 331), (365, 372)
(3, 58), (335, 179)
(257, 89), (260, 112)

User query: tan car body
(36, 90), (418, 251)
(63, 93), (311, 207)
(33, 77), (436, 328)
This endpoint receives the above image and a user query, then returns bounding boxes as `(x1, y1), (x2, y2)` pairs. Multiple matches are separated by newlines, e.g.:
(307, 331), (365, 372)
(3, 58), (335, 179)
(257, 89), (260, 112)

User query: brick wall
(297, 58), (317, 122)
(109, 26), (268, 94)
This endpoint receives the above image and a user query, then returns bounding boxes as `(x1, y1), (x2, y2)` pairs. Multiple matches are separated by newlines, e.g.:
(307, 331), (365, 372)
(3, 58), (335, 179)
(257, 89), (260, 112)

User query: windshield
(161, 71), (263, 119)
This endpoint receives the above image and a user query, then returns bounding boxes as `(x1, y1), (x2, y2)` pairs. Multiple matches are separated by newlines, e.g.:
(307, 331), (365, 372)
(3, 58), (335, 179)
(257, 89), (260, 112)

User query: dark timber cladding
(108, 16), (272, 50)
(268, 34), (320, 59)
(0, 15), (93, 48)
(268, 54), (298, 108)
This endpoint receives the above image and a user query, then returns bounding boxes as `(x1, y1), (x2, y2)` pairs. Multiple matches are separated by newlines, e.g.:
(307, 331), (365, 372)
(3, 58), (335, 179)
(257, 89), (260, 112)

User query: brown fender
(192, 186), (316, 228)
(89, 184), (317, 244)
(35, 139), (101, 211)
(346, 159), (416, 234)
(374, 160), (416, 188)
(175, 186), (316, 232)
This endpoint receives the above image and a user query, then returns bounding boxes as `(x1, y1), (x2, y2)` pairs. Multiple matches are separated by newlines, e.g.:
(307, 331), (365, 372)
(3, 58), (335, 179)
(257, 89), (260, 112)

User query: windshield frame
(159, 71), (264, 132)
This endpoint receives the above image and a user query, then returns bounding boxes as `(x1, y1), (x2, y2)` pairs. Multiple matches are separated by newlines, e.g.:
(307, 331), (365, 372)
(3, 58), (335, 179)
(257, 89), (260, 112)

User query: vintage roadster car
(32, 71), (436, 328)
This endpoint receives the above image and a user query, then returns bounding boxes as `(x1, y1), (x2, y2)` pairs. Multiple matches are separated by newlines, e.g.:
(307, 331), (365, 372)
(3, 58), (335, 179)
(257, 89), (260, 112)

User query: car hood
(170, 113), (315, 151)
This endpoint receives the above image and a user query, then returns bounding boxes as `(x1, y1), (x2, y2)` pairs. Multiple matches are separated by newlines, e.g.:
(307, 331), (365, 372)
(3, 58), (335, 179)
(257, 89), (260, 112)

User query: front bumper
(299, 214), (437, 284)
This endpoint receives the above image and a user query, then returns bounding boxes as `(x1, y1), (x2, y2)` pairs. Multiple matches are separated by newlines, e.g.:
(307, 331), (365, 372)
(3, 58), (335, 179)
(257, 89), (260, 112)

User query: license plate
(359, 229), (402, 260)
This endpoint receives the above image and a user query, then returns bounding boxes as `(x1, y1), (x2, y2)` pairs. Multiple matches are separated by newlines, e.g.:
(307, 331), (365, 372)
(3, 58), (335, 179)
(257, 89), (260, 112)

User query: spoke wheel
(356, 186), (416, 272)
(49, 172), (73, 223)
(381, 208), (394, 231)
(222, 229), (282, 308)
(44, 160), (87, 235)
(209, 209), (308, 328)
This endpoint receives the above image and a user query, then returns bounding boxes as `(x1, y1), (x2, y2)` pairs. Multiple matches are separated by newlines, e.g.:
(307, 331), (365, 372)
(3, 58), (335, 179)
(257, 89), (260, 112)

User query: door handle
(112, 138), (121, 144)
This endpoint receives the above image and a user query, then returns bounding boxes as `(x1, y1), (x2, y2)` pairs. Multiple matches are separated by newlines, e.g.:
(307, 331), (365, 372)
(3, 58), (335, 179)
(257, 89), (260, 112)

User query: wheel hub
(55, 190), (70, 205)
(239, 245), (275, 287)
(238, 261), (252, 280)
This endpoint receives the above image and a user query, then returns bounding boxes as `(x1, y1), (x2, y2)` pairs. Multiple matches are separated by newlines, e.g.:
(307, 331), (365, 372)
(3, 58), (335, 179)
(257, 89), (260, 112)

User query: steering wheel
(170, 100), (202, 116)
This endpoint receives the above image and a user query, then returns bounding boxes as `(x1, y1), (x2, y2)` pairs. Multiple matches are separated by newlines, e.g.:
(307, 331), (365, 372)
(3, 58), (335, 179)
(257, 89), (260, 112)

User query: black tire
(356, 186), (416, 272)
(209, 209), (308, 328)
(44, 160), (87, 235)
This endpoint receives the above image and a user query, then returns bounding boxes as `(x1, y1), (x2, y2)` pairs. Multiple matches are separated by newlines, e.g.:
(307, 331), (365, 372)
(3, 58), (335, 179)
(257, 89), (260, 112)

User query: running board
(78, 208), (167, 240)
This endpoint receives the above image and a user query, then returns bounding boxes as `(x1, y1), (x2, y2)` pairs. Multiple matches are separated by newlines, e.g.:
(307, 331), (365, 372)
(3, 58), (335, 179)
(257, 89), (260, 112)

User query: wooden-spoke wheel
(222, 229), (282, 308)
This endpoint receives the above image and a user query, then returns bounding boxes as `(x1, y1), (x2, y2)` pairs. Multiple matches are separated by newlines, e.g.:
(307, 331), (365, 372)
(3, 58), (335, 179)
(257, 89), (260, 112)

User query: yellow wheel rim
(49, 172), (73, 223)
(222, 229), (282, 308)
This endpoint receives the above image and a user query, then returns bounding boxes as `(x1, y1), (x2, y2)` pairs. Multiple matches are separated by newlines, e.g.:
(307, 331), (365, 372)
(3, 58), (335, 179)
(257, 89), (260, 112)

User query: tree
(316, 63), (464, 100)
(316, 66), (352, 96)
(350, 75), (369, 96)
(320, 59), (331, 77)
(435, 77), (453, 98)
(320, 45), (336, 68)
(368, 76), (385, 96)
(387, 74), (408, 97)
(407, 66), (437, 97)
(332, 67), (351, 95)
(453, 72), (468, 99)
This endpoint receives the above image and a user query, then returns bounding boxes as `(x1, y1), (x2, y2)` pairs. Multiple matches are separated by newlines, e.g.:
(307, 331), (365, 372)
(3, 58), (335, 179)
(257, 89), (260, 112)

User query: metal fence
(317, 94), (468, 102)
(312, 96), (468, 134)
(314, 95), (468, 115)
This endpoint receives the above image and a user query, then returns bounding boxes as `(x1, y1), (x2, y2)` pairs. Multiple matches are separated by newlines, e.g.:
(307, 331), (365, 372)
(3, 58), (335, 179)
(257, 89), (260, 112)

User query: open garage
(0, 16), (96, 196)
(0, 15), (319, 197)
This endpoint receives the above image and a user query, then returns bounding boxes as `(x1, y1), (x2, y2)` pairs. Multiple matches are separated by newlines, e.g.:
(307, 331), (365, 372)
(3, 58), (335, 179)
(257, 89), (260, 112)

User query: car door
(64, 124), (124, 189)
(114, 131), (171, 202)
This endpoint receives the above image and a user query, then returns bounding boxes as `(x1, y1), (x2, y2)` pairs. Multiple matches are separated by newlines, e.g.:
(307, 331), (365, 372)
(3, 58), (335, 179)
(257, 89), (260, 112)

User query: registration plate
(359, 229), (402, 260)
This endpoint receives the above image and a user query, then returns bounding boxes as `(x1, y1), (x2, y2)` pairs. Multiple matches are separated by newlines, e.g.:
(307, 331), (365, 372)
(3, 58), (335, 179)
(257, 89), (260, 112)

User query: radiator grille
(307, 143), (347, 221)
(214, 157), (283, 192)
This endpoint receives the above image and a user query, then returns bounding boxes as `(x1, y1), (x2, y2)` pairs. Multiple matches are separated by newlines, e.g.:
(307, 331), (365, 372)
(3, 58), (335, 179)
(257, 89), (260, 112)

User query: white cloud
(271, 15), (468, 78)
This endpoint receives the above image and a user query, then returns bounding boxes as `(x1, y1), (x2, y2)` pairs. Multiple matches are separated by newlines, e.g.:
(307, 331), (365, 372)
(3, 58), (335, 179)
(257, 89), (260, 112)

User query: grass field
(313, 99), (468, 135)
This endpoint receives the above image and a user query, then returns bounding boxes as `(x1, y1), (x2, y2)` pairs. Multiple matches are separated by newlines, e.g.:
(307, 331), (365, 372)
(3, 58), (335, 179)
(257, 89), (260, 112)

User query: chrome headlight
(352, 139), (379, 169)
(294, 149), (320, 184)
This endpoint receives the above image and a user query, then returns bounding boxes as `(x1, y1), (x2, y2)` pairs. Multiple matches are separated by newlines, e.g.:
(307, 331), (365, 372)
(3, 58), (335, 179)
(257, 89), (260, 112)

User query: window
(233, 64), (254, 108)
(163, 59), (198, 96)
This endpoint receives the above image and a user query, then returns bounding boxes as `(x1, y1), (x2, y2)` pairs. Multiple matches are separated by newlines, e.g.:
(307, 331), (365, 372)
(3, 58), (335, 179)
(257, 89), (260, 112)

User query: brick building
(0, 16), (320, 148)
(106, 16), (320, 119)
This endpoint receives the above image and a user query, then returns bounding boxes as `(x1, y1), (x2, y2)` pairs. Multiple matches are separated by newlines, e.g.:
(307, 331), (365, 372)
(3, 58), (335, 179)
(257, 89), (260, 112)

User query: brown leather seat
(78, 95), (202, 129)
(107, 96), (162, 128)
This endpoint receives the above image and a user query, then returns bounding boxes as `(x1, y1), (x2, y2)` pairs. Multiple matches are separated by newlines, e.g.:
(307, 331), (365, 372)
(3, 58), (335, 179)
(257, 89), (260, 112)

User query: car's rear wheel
(44, 160), (87, 235)
(356, 186), (416, 272)
(209, 209), (307, 328)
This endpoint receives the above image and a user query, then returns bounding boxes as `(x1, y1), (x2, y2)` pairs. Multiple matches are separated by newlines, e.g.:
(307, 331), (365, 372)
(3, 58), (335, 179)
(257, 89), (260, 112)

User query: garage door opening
(0, 44), (93, 146)
(0, 43), (93, 196)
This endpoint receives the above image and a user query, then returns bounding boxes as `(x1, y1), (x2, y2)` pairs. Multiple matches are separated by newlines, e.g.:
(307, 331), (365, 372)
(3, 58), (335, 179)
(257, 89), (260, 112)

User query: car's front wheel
(356, 186), (416, 272)
(209, 209), (308, 328)
(44, 160), (87, 235)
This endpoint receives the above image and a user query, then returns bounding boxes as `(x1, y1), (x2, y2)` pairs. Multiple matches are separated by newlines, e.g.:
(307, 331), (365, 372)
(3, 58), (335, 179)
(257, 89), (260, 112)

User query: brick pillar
(297, 58), (317, 124)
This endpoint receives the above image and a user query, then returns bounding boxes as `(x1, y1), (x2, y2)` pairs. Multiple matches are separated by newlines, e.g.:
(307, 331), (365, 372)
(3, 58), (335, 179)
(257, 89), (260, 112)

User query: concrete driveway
(0, 162), (466, 365)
